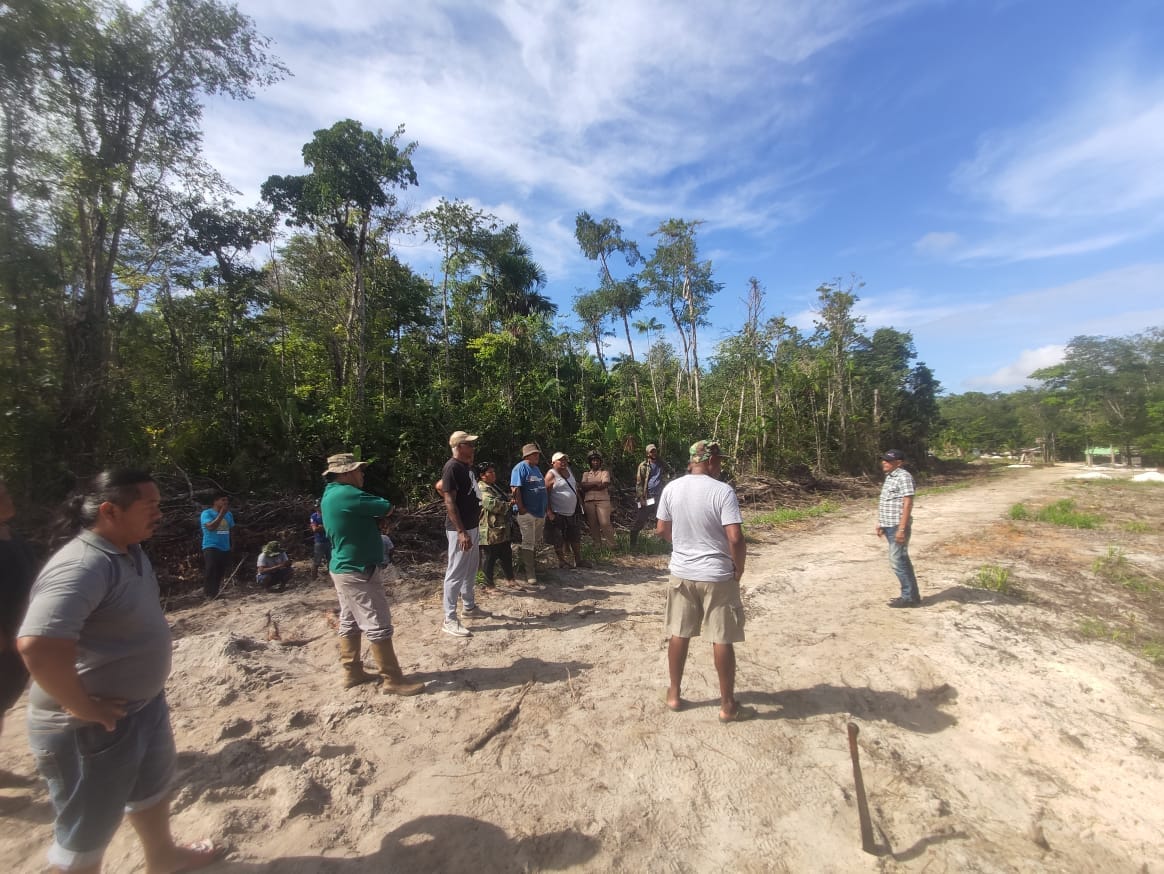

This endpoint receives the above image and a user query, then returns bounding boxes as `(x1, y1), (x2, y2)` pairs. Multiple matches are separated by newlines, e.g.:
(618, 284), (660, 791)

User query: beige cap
(449, 430), (479, 447)
(551, 451), (568, 462)
(646, 443), (658, 453)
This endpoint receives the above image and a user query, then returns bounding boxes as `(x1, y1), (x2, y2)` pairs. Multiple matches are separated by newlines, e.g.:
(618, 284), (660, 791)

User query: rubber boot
(338, 633), (376, 689)
(369, 638), (425, 696)
(521, 549), (538, 585)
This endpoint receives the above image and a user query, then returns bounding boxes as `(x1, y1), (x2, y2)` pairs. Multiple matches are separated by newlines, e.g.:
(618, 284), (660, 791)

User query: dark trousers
(203, 548), (232, 599)
(629, 501), (658, 545)
(257, 566), (293, 592)
(481, 542), (514, 584)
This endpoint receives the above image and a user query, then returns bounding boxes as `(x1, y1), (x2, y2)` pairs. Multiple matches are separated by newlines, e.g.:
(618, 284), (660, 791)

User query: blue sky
(198, 0), (1164, 394)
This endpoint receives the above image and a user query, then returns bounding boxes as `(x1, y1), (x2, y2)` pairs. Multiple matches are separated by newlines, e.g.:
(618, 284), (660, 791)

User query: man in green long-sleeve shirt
(320, 452), (424, 696)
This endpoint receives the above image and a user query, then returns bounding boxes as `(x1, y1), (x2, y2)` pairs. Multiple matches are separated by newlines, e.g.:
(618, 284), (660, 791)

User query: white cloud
(956, 89), (1164, 219)
(936, 72), (1164, 262)
(914, 231), (961, 256)
(963, 345), (1066, 390)
(201, 0), (921, 240)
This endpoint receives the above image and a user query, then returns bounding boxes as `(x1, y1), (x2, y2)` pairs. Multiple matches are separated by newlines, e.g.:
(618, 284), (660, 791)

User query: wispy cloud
(913, 231), (961, 256)
(964, 345), (1065, 390)
(934, 71), (1164, 262)
(956, 83), (1164, 219)
(202, 1), (921, 249)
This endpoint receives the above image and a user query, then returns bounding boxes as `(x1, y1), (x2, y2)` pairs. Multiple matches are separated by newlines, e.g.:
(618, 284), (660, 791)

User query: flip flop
(172, 840), (225, 871)
(718, 704), (756, 724)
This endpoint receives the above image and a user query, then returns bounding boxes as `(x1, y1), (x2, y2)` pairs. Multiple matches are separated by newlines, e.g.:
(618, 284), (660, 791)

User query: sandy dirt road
(2, 463), (1162, 872)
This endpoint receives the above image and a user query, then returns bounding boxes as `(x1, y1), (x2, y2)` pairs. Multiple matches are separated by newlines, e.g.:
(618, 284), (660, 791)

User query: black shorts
(546, 511), (582, 545)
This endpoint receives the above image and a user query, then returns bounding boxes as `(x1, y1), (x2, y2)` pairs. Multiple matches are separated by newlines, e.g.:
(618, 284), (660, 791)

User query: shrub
(972, 564), (1014, 594)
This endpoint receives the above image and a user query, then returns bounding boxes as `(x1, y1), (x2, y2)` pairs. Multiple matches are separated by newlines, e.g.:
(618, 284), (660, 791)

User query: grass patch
(1078, 615), (1164, 666)
(1123, 520), (1151, 534)
(1142, 643), (1164, 666)
(1011, 499), (1102, 528)
(970, 563), (1015, 595)
(1078, 617), (1113, 640)
(1091, 546), (1161, 593)
(752, 500), (840, 526)
(1036, 499), (1103, 528)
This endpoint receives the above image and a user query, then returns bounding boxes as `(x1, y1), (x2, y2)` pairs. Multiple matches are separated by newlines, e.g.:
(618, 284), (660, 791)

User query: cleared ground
(1, 463), (1161, 872)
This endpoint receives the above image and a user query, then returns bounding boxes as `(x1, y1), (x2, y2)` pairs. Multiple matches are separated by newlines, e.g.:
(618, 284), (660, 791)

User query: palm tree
(474, 227), (556, 325)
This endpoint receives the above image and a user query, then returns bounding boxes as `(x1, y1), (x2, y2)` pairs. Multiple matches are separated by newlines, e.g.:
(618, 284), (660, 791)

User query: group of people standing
(0, 437), (924, 872)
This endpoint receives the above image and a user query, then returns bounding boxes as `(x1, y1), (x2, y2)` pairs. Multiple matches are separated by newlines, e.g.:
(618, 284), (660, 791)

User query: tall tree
(420, 197), (496, 373)
(574, 290), (611, 374)
(1031, 331), (1159, 460)
(262, 119), (417, 406)
(810, 278), (866, 471)
(642, 218), (719, 412)
(185, 202), (276, 450)
(10, 0), (283, 468)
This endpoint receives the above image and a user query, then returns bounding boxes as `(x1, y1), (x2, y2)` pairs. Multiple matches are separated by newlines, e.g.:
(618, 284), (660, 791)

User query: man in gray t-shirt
(20, 530), (172, 728)
(656, 440), (751, 723)
(17, 470), (220, 871)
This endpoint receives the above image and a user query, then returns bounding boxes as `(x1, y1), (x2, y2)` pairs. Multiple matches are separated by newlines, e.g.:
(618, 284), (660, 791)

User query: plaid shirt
(878, 467), (915, 528)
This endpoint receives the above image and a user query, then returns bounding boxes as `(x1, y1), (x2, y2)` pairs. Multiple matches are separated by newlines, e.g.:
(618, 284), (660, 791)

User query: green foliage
(971, 564), (1015, 594)
(1034, 500), (1103, 528)
(1124, 521), (1151, 534)
(941, 328), (1164, 464)
(751, 500), (841, 525)
(1010, 499), (1104, 528)
(0, 0), (1066, 506)
(0, 0), (285, 473)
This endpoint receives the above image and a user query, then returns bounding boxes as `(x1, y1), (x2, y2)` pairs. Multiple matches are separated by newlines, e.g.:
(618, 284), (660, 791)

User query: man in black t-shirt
(0, 478), (38, 740)
(440, 431), (487, 637)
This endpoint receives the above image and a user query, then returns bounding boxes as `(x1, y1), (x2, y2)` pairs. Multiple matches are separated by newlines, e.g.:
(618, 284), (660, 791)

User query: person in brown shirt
(580, 451), (615, 548)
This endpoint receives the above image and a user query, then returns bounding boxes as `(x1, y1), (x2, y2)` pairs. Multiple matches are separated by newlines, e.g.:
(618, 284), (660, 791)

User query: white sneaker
(442, 619), (472, 637)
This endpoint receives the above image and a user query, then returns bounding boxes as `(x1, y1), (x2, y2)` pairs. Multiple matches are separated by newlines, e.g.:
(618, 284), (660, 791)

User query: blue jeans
(28, 693), (176, 870)
(881, 524), (919, 601)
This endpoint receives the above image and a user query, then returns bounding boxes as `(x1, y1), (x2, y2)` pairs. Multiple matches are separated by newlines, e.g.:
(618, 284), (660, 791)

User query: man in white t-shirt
(656, 440), (751, 723)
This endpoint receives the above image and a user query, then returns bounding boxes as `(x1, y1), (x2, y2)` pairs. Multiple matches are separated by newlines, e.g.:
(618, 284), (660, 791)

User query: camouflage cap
(689, 440), (731, 463)
(323, 452), (369, 476)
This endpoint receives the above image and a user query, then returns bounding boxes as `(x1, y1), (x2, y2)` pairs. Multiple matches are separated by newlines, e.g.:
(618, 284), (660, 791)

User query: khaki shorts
(664, 575), (745, 644)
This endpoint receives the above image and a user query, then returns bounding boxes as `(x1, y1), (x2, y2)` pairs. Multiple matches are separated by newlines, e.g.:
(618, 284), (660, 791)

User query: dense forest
(1, 0), (1160, 508)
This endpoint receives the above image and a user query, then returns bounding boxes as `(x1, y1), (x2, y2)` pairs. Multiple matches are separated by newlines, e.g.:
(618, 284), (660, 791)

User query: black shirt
(0, 531), (38, 638)
(441, 458), (481, 533)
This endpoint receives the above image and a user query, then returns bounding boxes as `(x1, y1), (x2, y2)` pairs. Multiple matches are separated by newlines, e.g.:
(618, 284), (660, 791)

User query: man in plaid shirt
(876, 449), (921, 607)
